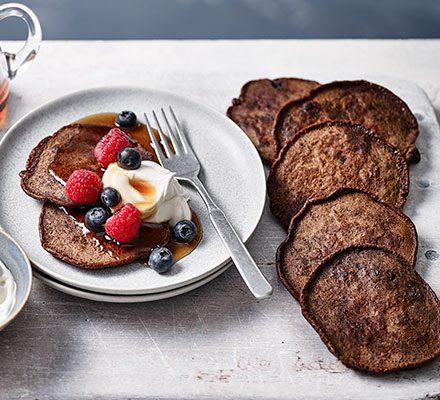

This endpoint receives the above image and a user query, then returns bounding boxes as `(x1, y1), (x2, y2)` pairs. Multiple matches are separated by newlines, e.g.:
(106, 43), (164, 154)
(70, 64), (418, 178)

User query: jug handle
(0, 3), (42, 80)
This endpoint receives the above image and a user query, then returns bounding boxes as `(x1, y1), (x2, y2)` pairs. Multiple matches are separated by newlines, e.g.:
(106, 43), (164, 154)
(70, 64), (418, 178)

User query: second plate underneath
(33, 262), (231, 303)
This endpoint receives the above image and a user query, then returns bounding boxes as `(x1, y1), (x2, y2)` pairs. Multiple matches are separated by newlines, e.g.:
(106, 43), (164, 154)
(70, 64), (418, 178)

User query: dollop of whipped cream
(0, 261), (16, 322)
(102, 161), (191, 226)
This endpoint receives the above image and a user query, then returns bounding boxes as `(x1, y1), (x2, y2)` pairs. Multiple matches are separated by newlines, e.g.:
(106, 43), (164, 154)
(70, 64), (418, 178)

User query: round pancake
(301, 246), (440, 373)
(267, 121), (409, 228)
(39, 203), (170, 269)
(227, 77), (319, 164)
(277, 189), (418, 300)
(20, 123), (152, 207)
(274, 80), (419, 163)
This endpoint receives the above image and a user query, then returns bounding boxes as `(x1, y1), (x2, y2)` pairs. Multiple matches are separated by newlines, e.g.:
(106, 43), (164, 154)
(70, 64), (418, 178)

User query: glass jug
(0, 3), (41, 121)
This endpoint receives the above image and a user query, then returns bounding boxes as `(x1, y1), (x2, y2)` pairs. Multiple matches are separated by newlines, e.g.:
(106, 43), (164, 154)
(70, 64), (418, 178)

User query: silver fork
(144, 107), (273, 299)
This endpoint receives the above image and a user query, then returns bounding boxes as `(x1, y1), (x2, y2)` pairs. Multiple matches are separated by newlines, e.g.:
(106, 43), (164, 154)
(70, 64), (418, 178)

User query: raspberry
(65, 169), (102, 204)
(105, 203), (141, 243)
(94, 128), (134, 168)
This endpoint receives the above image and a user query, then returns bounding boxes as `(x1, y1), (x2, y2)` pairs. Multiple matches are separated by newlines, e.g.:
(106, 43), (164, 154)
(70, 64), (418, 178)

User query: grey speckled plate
(0, 86), (266, 295)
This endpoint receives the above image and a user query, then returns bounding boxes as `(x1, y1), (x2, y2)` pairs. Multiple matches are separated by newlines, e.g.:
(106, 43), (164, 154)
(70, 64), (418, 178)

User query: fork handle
(187, 177), (273, 299)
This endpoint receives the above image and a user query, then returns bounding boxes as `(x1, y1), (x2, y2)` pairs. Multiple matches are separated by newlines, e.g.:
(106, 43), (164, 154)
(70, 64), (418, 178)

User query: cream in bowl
(0, 260), (16, 321)
(0, 230), (32, 330)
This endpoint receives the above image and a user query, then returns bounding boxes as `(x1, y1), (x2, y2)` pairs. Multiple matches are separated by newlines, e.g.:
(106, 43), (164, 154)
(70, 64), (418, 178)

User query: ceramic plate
(0, 87), (266, 295)
(33, 262), (230, 303)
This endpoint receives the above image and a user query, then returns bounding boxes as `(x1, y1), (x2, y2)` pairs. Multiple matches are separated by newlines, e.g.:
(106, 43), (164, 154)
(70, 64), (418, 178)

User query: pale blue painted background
(0, 0), (439, 40)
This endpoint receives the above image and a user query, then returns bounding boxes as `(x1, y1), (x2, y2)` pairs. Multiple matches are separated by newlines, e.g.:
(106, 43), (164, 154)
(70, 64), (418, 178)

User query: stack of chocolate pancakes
(20, 123), (170, 269)
(228, 78), (440, 373)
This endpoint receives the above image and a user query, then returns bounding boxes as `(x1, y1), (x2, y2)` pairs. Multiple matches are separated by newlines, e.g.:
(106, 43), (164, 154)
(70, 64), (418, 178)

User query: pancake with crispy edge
(227, 77), (319, 164)
(267, 121), (409, 228)
(277, 188), (418, 300)
(20, 123), (152, 207)
(39, 203), (171, 269)
(273, 80), (419, 163)
(301, 245), (440, 373)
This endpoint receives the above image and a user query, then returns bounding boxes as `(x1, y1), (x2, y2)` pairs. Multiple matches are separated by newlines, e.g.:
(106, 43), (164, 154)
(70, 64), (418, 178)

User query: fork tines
(144, 106), (190, 162)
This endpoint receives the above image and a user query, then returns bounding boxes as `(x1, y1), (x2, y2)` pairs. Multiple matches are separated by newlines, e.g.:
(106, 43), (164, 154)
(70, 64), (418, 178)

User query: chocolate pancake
(267, 121), (409, 228)
(274, 80), (419, 163)
(277, 189), (417, 301)
(227, 78), (319, 164)
(20, 123), (152, 207)
(301, 246), (440, 373)
(39, 203), (170, 269)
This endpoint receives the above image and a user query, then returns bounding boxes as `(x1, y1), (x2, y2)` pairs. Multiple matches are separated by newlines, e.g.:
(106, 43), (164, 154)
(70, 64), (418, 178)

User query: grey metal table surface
(1, 40), (440, 400)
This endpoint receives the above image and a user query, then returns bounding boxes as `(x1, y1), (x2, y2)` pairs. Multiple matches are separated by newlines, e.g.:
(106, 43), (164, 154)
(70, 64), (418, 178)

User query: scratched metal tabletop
(1, 40), (439, 400)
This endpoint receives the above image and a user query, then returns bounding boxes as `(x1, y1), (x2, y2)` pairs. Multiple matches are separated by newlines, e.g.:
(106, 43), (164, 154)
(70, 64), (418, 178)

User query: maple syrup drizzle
(168, 212), (202, 261)
(76, 112), (159, 162)
(61, 206), (171, 262)
(59, 112), (202, 263)
(129, 178), (156, 197)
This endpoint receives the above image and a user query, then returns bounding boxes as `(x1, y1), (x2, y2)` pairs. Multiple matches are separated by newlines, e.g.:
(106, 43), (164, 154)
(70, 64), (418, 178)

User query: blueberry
(172, 220), (197, 243)
(101, 187), (121, 207)
(148, 247), (174, 274)
(85, 206), (111, 232)
(116, 111), (137, 128)
(410, 148), (421, 164)
(118, 148), (141, 170)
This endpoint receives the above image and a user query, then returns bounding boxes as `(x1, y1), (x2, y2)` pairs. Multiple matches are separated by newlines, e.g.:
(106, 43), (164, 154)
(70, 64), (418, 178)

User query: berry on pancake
(94, 128), (134, 168)
(65, 169), (102, 205)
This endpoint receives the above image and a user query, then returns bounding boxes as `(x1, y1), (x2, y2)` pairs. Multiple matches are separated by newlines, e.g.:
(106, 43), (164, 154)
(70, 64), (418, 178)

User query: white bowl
(0, 230), (32, 330)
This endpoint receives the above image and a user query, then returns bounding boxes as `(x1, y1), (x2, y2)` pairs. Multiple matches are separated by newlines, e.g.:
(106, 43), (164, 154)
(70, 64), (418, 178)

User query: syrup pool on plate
(168, 213), (202, 261)
(59, 112), (203, 263)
